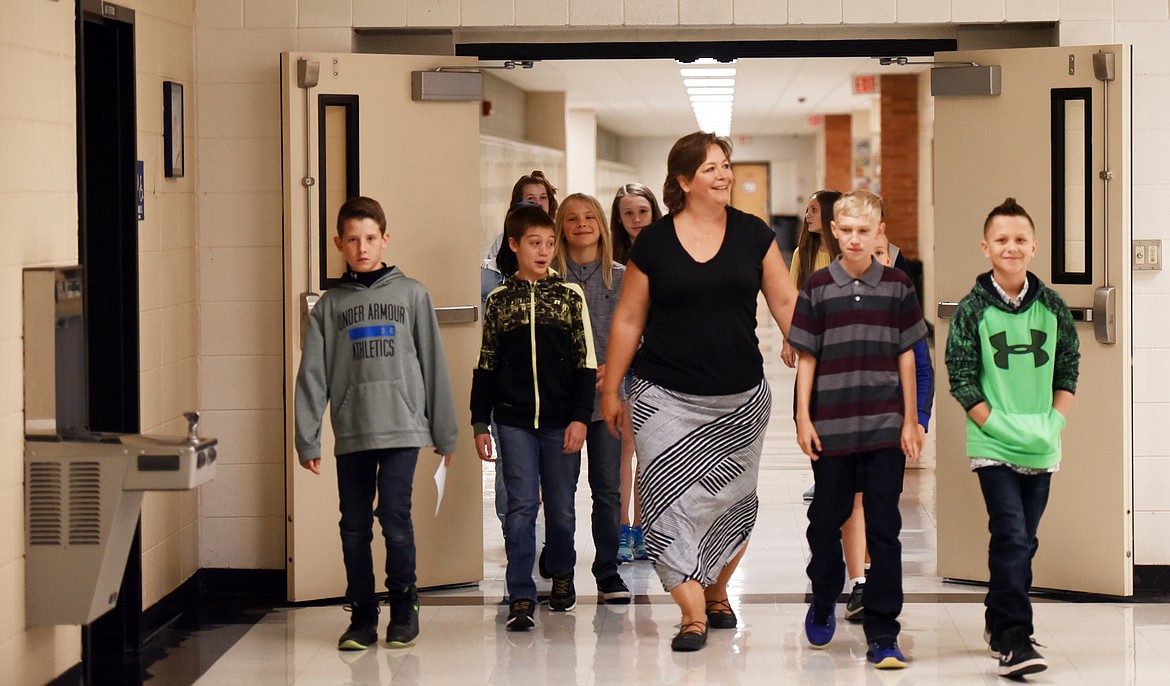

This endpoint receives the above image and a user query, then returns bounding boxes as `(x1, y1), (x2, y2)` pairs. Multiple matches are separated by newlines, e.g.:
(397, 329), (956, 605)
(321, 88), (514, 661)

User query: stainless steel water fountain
(23, 266), (217, 626)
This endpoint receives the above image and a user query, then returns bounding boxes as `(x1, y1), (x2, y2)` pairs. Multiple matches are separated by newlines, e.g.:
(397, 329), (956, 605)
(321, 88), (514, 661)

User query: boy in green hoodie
(296, 196), (458, 651)
(945, 197), (1080, 679)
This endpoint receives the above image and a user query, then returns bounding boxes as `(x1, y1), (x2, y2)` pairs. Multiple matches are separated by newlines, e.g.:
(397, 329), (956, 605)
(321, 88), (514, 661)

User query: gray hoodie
(295, 267), (458, 462)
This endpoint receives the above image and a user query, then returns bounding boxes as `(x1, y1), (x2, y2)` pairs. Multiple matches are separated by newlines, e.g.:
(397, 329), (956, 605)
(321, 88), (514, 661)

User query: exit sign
(853, 75), (878, 95)
(807, 115), (823, 127)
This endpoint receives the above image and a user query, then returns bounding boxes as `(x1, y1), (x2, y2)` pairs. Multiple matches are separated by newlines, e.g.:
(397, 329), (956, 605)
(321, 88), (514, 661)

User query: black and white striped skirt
(629, 376), (772, 590)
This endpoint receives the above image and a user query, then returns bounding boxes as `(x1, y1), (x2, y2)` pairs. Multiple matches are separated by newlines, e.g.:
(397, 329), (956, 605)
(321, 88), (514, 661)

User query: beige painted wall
(134, 0), (201, 612)
(526, 91), (567, 151)
(1, 0), (200, 682)
(0, 3), (84, 683)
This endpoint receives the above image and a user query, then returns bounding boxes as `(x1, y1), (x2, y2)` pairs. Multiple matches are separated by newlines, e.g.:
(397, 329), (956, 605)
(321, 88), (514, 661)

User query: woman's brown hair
(662, 131), (733, 214)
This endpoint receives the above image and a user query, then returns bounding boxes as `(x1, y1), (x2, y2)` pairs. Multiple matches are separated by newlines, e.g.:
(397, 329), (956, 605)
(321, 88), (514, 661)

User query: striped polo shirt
(788, 258), (927, 457)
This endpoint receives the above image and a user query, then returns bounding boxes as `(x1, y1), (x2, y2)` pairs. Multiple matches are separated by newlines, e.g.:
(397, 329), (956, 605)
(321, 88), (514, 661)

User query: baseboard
(47, 663), (83, 686)
(197, 568), (286, 600)
(1133, 565), (1170, 593)
(139, 568), (285, 644)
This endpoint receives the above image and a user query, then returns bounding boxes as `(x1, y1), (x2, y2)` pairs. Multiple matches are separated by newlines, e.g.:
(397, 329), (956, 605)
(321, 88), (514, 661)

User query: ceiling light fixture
(683, 78), (736, 88)
(680, 62), (735, 136)
(679, 68), (737, 77)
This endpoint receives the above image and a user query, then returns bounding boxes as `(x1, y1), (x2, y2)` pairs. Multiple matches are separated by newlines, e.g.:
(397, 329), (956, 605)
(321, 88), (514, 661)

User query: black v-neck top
(629, 205), (776, 395)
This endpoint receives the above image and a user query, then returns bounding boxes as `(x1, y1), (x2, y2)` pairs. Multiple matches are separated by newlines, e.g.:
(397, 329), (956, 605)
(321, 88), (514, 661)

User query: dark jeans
(497, 424), (581, 602)
(336, 447), (420, 604)
(806, 447), (905, 642)
(977, 465), (1052, 639)
(491, 419), (507, 530)
(586, 419), (622, 582)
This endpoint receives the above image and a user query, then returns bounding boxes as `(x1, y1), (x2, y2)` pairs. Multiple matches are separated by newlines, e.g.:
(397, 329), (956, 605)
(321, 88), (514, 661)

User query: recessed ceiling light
(687, 87), (735, 96)
(690, 94), (735, 102)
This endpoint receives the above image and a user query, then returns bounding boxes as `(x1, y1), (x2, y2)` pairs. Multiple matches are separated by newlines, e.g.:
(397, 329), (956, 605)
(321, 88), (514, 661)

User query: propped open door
(934, 45), (1133, 595)
(281, 52), (484, 601)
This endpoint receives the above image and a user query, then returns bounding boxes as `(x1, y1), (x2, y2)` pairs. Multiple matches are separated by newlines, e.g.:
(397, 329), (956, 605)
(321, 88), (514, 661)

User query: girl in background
(609, 183), (663, 563)
(553, 193), (631, 604)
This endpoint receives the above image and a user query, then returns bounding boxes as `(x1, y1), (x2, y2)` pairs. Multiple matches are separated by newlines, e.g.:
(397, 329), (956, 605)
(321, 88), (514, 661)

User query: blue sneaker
(867, 639), (908, 669)
(617, 525), (634, 563)
(804, 603), (835, 648)
(632, 525), (650, 560)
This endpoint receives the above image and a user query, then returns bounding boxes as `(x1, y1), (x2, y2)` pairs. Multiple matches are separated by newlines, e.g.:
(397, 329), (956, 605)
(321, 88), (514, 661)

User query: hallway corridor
(137, 324), (1170, 684)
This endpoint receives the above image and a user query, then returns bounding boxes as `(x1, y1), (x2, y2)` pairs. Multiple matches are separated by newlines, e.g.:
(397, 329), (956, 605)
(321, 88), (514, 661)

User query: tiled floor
(173, 322), (1170, 684)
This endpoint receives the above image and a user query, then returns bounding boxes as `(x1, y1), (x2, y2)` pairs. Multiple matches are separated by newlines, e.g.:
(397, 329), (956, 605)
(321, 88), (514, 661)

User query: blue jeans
(806, 447), (905, 642)
(336, 447), (419, 604)
(492, 419), (507, 530)
(586, 420), (622, 581)
(497, 424), (581, 601)
(977, 465), (1052, 639)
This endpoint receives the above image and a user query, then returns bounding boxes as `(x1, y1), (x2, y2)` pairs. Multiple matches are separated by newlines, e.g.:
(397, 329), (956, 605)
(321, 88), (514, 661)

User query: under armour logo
(989, 330), (1049, 369)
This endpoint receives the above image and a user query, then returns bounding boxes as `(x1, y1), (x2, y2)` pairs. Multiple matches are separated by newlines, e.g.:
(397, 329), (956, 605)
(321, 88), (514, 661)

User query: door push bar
(300, 298), (478, 348)
(937, 302), (1094, 323)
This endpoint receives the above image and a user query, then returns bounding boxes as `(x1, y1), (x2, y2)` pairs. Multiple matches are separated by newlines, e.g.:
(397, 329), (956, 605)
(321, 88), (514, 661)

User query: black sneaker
(338, 601), (379, 650)
(537, 546), (550, 579)
(844, 582), (865, 622)
(597, 575), (631, 604)
(997, 626), (1048, 678)
(550, 575), (577, 611)
(984, 623), (999, 657)
(506, 598), (536, 631)
(386, 585), (419, 648)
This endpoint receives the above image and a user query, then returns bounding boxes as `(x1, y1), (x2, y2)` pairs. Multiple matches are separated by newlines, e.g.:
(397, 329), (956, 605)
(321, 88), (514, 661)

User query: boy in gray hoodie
(296, 196), (458, 651)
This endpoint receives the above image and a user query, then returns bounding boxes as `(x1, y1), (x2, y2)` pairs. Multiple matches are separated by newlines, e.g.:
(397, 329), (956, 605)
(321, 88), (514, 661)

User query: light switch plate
(1135, 239), (1162, 271)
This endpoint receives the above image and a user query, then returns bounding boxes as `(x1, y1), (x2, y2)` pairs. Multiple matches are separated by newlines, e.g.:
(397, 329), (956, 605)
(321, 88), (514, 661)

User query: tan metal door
(280, 52), (484, 601)
(934, 45), (1133, 595)
(731, 162), (770, 223)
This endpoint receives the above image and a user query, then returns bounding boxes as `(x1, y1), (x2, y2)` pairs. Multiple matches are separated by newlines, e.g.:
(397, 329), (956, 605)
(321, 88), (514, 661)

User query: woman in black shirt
(600, 132), (799, 652)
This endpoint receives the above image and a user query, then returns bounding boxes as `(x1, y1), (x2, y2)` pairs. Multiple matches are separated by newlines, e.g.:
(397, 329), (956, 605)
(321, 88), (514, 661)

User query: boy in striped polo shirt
(788, 190), (927, 669)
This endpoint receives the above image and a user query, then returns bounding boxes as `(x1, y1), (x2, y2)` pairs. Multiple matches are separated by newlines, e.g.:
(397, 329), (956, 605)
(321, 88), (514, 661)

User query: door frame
(75, 0), (144, 670)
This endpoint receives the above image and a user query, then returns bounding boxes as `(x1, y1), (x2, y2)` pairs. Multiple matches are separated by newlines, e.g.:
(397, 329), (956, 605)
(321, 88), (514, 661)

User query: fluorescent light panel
(679, 68), (737, 77)
(679, 62), (735, 134)
(683, 78), (735, 87)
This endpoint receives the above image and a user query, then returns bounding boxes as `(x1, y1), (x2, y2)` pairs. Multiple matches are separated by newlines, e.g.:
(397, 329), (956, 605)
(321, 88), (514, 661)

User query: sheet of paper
(434, 459), (447, 516)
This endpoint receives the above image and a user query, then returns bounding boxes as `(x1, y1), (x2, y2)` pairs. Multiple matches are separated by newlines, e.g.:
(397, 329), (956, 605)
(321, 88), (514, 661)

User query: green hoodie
(295, 266), (458, 462)
(945, 272), (1080, 469)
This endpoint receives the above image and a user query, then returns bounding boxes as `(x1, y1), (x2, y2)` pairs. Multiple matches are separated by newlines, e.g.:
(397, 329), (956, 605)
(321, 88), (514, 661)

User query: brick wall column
(824, 114), (852, 194)
(879, 74), (919, 259)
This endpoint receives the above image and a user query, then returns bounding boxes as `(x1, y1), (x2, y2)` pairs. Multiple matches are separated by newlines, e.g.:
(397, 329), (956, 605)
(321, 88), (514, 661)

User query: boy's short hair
(833, 190), (884, 224)
(336, 196), (387, 236)
(503, 203), (554, 244)
(983, 197), (1035, 234)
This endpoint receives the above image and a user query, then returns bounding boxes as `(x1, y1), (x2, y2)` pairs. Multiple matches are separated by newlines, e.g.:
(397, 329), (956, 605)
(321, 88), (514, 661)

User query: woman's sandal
(670, 621), (708, 652)
(705, 598), (738, 629)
